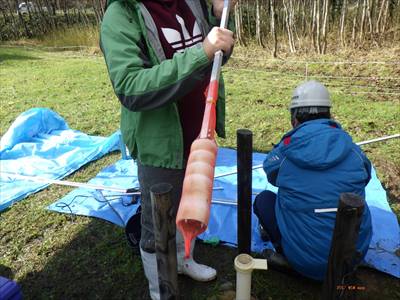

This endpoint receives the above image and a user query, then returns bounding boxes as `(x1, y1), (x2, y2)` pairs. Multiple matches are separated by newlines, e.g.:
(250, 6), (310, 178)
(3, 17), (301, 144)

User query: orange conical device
(176, 0), (231, 258)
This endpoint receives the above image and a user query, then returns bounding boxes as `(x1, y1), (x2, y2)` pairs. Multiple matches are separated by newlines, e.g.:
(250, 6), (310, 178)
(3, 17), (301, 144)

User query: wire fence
(225, 56), (400, 97)
(230, 55), (400, 65)
(2, 45), (400, 97)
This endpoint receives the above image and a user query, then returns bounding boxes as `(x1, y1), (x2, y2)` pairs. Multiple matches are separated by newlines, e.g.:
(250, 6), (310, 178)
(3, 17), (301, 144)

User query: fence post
(237, 129), (253, 255)
(151, 183), (178, 300)
(322, 192), (365, 300)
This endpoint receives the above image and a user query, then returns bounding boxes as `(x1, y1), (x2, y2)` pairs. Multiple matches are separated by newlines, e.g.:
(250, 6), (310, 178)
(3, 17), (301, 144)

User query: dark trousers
(137, 161), (185, 253)
(253, 190), (283, 252)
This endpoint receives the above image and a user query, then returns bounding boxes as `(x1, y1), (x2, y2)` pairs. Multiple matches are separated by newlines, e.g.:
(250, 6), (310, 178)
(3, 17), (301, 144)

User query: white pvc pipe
(356, 133), (399, 146)
(1, 172), (138, 194)
(234, 254), (268, 300)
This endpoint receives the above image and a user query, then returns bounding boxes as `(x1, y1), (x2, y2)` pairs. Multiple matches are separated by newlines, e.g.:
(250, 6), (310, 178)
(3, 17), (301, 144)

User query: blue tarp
(0, 108), (120, 211)
(48, 159), (140, 227)
(48, 148), (399, 278)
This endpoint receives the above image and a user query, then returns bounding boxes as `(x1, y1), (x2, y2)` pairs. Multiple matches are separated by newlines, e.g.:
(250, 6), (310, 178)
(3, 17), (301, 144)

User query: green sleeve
(208, 4), (236, 32)
(100, 3), (211, 112)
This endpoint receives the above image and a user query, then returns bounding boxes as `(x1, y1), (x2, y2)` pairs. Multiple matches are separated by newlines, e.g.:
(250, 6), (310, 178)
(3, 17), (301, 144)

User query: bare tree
(316, 0), (322, 53)
(270, 0), (278, 57)
(359, 0), (367, 44)
(340, 0), (348, 46)
(352, 0), (361, 45)
(312, 0), (318, 51)
(321, 0), (329, 54)
(283, 0), (296, 52)
(255, 0), (264, 47)
(234, 0), (246, 46)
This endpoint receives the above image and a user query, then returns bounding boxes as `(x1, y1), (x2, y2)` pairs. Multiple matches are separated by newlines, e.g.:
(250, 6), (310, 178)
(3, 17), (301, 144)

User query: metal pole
(321, 193), (365, 300)
(1, 172), (139, 194)
(150, 183), (178, 300)
(214, 133), (400, 179)
(237, 129), (253, 255)
(356, 133), (399, 146)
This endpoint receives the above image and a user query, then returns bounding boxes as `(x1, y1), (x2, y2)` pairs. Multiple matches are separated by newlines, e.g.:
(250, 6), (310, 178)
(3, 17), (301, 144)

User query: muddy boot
(176, 231), (217, 282)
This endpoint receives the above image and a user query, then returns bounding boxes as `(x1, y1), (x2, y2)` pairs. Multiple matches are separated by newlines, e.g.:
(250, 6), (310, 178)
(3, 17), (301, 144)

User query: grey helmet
(290, 80), (331, 110)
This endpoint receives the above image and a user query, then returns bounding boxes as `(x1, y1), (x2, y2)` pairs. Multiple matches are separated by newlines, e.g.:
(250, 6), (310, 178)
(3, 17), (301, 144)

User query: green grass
(0, 45), (399, 299)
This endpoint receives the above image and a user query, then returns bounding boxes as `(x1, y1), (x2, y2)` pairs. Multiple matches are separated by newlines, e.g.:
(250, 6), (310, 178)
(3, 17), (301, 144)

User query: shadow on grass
(16, 216), (398, 299)
(16, 214), (321, 300)
(0, 51), (41, 62)
(15, 216), (239, 300)
(0, 264), (13, 279)
(18, 219), (149, 300)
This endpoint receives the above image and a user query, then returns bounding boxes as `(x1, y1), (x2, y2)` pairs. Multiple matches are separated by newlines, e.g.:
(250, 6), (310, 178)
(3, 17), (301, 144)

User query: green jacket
(101, 0), (229, 169)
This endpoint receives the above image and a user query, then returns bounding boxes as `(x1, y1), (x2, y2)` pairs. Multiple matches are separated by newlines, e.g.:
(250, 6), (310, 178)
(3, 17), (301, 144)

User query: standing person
(253, 80), (373, 281)
(100, 0), (235, 298)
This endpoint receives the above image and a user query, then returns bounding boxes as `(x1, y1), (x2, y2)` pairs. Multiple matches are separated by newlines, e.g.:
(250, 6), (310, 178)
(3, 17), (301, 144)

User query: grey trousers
(138, 161), (185, 253)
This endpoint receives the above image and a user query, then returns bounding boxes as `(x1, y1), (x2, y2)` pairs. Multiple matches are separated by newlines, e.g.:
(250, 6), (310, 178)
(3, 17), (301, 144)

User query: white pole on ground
(1, 172), (224, 194)
(214, 133), (400, 179)
(1, 172), (139, 194)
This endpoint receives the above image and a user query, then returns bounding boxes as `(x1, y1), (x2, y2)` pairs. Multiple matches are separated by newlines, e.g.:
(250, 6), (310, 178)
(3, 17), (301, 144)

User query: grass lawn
(0, 45), (399, 299)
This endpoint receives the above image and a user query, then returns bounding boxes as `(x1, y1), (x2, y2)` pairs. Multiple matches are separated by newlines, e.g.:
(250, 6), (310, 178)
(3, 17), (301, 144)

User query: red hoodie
(142, 0), (210, 160)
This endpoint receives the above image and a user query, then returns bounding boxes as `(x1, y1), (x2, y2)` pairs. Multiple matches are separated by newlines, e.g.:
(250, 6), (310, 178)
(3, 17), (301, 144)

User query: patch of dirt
(373, 157), (400, 202)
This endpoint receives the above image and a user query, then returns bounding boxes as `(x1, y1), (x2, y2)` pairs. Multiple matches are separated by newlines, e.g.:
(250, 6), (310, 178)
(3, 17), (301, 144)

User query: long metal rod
(1, 172), (140, 194)
(214, 133), (400, 179)
(356, 133), (399, 146)
(1, 172), (223, 194)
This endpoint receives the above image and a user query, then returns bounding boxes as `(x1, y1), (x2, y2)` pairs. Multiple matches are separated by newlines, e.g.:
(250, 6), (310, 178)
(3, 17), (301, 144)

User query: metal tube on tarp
(150, 183), (178, 300)
(237, 129), (253, 255)
(322, 193), (365, 300)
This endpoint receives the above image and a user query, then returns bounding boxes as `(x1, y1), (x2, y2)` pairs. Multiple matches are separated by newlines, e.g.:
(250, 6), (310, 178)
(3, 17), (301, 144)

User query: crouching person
(254, 80), (373, 281)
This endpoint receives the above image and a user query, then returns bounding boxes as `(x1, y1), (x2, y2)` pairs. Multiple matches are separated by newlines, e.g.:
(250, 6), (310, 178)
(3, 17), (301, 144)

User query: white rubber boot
(176, 231), (217, 282)
(140, 248), (160, 300)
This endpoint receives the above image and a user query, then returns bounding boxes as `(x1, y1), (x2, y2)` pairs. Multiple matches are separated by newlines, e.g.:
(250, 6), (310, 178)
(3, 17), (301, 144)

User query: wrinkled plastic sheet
(0, 108), (120, 212)
(48, 147), (399, 278)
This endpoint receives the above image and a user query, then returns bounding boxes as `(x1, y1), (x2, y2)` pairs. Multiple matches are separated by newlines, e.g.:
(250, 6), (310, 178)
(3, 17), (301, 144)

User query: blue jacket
(264, 119), (372, 281)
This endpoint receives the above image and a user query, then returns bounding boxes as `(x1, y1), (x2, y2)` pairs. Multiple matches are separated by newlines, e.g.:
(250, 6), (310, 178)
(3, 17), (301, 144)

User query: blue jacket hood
(281, 119), (353, 170)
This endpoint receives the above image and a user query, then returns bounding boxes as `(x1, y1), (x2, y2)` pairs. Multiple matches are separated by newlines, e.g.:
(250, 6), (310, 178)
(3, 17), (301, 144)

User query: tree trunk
(359, 0), (367, 44)
(376, 0), (386, 33)
(270, 0), (277, 57)
(321, 0), (329, 54)
(283, 0), (296, 53)
(352, 0), (361, 45)
(5, 0), (18, 39)
(255, 0), (264, 47)
(380, 0), (389, 34)
(316, 0), (321, 53)
(340, 0), (348, 47)
(234, 0), (246, 46)
(312, 0), (318, 52)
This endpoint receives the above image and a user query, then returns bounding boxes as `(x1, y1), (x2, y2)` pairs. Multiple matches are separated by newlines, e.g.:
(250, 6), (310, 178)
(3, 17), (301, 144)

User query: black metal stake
(237, 129), (253, 255)
(322, 193), (366, 300)
(151, 183), (178, 300)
